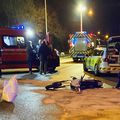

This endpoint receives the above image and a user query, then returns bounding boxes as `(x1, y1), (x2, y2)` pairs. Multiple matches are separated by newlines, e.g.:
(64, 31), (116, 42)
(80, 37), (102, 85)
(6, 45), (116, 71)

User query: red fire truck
(0, 27), (60, 77)
(0, 27), (38, 77)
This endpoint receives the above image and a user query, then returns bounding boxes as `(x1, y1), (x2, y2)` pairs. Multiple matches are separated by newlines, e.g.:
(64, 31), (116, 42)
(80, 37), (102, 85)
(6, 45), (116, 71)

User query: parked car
(83, 45), (120, 75)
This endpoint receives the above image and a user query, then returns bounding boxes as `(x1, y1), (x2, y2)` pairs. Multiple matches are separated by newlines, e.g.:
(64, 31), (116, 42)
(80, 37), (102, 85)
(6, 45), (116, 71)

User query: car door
(15, 37), (27, 67)
(84, 53), (92, 69)
(90, 49), (103, 70)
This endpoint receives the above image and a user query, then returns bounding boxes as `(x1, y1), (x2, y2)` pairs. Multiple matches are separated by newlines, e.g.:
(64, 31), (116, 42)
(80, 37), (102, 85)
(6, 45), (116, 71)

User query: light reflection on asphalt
(0, 84), (60, 120)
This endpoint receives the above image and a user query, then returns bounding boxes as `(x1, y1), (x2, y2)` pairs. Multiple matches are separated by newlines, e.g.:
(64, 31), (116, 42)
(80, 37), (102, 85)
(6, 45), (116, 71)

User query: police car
(83, 46), (120, 75)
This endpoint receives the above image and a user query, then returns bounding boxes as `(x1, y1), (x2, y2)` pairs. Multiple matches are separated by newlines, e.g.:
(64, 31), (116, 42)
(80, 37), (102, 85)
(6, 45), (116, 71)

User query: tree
(1, 0), (68, 51)
(2, 0), (38, 27)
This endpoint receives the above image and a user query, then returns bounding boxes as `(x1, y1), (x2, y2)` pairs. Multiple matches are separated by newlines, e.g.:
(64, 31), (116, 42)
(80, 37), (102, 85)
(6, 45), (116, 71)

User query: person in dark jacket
(115, 72), (120, 89)
(26, 41), (36, 74)
(38, 40), (50, 74)
(47, 44), (60, 73)
(0, 62), (1, 78)
(0, 69), (1, 78)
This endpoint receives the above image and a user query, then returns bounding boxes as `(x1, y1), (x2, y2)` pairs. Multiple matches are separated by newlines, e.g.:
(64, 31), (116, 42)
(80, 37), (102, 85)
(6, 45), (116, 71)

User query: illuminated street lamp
(77, 4), (86, 32)
(105, 34), (109, 40)
(97, 31), (101, 35)
(88, 9), (93, 16)
(44, 0), (48, 34)
(44, 0), (50, 42)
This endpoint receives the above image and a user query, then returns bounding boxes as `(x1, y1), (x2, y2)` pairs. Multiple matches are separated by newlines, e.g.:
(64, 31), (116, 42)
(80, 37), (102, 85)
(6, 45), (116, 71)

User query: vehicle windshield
(108, 37), (120, 47)
(92, 49), (103, 56)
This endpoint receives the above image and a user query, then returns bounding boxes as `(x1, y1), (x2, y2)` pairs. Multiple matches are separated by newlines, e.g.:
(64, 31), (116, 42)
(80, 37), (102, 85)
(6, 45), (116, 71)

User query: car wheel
(83, 62), (88, 72)
(94, 65), (99, 76)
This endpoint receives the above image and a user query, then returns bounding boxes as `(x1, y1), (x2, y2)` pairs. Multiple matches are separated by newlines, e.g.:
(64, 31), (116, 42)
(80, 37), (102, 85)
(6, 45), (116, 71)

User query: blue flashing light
(72, 38), (78, 45)
(18, 25), (24, 29)
(83, 31), (87, 34)
(11, 25), (24, 30)
(75, 31), (87, 34)
(75, 32), (80, 34)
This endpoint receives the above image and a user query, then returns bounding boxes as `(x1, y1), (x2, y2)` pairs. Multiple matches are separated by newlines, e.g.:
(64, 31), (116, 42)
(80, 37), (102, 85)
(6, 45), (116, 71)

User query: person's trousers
(28, 61), (33, 73)
(39, 60), (47, 74)
(0, 69), (2, 78)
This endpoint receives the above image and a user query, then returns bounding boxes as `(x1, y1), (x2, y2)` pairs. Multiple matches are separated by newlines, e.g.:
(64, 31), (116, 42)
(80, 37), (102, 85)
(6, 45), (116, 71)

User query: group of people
(26, 38), (59, 75)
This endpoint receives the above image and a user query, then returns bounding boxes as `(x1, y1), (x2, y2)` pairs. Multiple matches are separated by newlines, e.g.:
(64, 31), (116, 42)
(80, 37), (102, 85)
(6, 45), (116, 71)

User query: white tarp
(1, 75), (18, 102)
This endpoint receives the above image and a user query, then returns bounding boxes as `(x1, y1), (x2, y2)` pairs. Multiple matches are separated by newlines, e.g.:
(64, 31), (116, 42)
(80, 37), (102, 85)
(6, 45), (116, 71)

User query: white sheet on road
(1, 75), (18, 102)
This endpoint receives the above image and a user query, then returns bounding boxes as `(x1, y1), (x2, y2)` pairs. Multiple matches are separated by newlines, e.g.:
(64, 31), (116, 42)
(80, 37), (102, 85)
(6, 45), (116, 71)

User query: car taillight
(103, 57), (109, 62)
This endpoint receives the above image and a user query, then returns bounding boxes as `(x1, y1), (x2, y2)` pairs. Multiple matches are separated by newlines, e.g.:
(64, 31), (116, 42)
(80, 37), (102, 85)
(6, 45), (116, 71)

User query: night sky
(48, 0), (120, 35)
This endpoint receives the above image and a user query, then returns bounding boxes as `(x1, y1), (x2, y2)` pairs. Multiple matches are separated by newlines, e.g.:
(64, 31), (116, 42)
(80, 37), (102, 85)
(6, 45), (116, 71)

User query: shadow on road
(62, 61), (83, 64)
(2, 70), (38, 75)
(85, 71), (118, 77)
(84, 71), (118, 84)
(0, 101), (15, 113)
(18, 73), (38, 80)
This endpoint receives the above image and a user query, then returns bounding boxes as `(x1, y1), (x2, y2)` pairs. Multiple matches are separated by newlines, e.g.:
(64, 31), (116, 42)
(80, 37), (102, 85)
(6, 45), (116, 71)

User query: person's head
(42, 40), (46, 45)
(28, 41), (32, 47)
(29, 41), (32, 45)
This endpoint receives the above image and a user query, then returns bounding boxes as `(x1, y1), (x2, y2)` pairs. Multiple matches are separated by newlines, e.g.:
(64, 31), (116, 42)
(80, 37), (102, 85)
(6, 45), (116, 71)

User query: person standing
(36, 39), (42, 52)
(26, 41), (35, 74)
(38, 39), (49, 74)
(0, 48), (2, 78)
(0, 63), (2, 78)
(115, 72), (120, 89)
(0, 69), (1, 78)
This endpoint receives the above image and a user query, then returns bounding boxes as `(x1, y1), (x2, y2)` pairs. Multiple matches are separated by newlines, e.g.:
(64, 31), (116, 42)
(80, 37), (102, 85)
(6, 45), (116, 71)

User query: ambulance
(69, 32), (92, 62)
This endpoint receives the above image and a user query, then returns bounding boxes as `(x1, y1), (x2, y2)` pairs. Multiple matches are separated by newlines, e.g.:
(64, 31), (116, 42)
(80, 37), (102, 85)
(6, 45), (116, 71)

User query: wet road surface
(0, 57), (118, 120)
(0, 84), (61, 120)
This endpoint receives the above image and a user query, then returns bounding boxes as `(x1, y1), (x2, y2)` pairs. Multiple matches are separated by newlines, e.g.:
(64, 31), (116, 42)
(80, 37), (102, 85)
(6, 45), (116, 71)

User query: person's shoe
(44, 72), (46, 75)
(40, 72), (42, 75)
(29, 72), (32, 74)
(45, 73), (51, 75)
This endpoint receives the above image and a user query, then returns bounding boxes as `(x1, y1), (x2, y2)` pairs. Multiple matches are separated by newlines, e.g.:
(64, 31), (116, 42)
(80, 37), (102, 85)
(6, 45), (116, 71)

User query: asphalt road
(0, 56), (118, 120)
(1, 57), (118, 85)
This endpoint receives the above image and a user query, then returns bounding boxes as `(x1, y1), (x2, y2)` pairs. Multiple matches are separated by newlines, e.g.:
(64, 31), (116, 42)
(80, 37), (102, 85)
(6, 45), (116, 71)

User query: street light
(97, 31), (101, 35)
(77, 4), (86, 32)
(44, 0), (50, 42)
(88, 9), (93, 16)
(44, 0), (48, 34)
(105, 34), (109, 40)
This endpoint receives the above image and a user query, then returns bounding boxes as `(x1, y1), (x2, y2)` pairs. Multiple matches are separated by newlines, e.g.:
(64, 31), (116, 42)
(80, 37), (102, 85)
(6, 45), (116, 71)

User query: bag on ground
(1, 75), (18, 102)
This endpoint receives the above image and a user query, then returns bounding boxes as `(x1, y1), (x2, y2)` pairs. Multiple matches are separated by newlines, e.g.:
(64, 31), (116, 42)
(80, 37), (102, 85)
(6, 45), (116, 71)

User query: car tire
(83, 62), (88, 72)
(94, 64), (99, 76)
